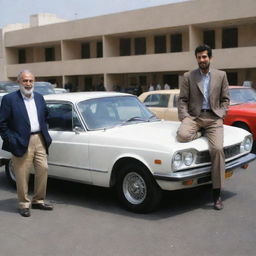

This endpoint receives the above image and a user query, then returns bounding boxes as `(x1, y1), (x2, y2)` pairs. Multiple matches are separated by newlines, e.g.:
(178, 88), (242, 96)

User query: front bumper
(154, 153), (256, 182)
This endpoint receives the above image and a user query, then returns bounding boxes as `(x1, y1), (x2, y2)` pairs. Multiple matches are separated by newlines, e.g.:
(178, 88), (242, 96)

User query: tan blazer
(178, 68), (230, 121)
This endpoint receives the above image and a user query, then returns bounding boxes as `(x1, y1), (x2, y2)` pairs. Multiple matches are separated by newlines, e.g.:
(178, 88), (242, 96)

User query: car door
(46, 101), (92, 184)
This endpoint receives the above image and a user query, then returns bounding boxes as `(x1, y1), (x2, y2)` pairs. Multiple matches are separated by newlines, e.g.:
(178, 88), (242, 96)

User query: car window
(229, 88), (256, 104)
(78, 96), (155, 130)
(47, 103), (83, 131)
(144, 94), (170, 108)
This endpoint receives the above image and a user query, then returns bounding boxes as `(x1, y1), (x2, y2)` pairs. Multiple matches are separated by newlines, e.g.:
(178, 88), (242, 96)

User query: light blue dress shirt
(201, 70), (211, 109)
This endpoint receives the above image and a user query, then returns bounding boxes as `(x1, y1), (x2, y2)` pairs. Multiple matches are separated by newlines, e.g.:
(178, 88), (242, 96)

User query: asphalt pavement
(0, 160), (256, 256)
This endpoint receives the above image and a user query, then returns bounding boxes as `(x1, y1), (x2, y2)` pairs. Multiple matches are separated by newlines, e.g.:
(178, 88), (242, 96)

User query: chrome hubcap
(123, 172), (147, 204)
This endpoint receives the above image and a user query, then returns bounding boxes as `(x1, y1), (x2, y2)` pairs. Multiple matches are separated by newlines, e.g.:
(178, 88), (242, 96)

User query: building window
(222, 28), (238, 48)
(135, 37), (146, 55)
(163, 74), (179, 89)
(18, 49), (26, 63)
(45, 47), (55, 61)
(120, 38), (131, 56)
(84, 76), (93, 91)
(226, 72), (238, 85)
(96, 41), (103, 58)
(139, 76), (147, 86)
(171, 34), (182, 52)
(154, 35), (166, 53)
(203, 30), (215, 49)
(81, 43), (90, 59)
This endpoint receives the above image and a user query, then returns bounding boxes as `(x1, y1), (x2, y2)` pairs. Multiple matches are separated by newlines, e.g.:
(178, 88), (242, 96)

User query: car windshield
(78, 96), (157, 130)
(230, 88), (256, 105)
(34, 85), (55, 95)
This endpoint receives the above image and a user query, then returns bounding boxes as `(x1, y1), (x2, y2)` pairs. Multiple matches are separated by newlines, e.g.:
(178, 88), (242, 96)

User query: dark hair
(195, 44), (212, 58)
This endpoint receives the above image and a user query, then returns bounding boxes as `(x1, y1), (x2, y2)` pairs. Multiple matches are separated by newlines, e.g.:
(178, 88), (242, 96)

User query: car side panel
(224, 110), (256, 140)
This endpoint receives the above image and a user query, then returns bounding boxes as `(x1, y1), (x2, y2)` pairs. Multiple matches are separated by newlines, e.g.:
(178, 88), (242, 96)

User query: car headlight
(172, 150), (195, 170)
(240, 135), (253, 153)
(173, 153), (182, 169)
(184, 152), (194, 166)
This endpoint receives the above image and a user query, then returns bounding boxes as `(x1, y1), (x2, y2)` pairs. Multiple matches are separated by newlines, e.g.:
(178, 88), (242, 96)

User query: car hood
(90, 120), (249, 153)
(229, 103), (256, 114)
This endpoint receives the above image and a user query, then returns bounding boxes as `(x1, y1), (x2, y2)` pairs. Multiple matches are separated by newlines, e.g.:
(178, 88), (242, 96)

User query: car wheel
(117, 163), (162, 213)
(233, 122), (251, 133)
(5, 160), (16, 187)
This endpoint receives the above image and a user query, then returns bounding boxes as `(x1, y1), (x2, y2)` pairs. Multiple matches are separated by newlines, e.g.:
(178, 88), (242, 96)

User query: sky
(0, 0), (187, 28)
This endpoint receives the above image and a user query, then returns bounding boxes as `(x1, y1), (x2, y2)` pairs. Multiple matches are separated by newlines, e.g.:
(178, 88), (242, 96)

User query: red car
(224, 86), (256, 141)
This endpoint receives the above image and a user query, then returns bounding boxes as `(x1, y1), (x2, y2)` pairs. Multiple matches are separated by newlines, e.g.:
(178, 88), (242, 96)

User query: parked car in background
(0, 92), (255, 213)
(139, 87), (256, 143)
(0, 81), (15, 93)
(0, 92), (7, 104)
(33, 82), (56, 95)
(54, 88), (68, 94)
(224, 86), (256, 141)
(1, 81), (56, 95)
(138, 89), (179, 121)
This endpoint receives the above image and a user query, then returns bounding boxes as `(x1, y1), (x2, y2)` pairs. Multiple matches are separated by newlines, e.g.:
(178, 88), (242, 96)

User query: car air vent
(196, 143), (241, 164)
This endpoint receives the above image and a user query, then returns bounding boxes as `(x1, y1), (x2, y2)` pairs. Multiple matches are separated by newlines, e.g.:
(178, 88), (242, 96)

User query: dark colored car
(0, 81), (15, 93)
(1, 81), (55, 95)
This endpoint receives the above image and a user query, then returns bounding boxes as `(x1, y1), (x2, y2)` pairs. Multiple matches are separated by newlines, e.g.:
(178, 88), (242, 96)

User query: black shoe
(32, 203), (53, 211)
(19, 208), (31, 217)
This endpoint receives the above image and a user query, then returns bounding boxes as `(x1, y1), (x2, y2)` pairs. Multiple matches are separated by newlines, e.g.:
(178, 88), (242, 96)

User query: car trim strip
(154, 153), (256, 181)
(48, 162), (108, 173)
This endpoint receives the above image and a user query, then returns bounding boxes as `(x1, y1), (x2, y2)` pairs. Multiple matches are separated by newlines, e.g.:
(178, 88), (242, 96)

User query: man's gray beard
(19, 85), (34, 96)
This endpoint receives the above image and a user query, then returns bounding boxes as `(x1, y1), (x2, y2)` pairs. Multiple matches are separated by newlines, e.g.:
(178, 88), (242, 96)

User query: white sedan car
(0, 92), (255, 212)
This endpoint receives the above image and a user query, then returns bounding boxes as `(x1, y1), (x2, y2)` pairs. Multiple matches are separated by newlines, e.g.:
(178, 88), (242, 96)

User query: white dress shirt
(22, 93), (40, 133)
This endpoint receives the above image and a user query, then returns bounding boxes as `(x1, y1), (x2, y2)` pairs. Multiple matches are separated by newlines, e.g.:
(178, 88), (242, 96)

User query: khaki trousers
(177, 111), (225, 189)
(12, 134), (48, 209)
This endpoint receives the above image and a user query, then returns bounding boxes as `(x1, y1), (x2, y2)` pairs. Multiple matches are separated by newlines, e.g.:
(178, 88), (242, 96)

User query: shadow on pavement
(0, 169), (236, 219)
(0, 198), (18, 213)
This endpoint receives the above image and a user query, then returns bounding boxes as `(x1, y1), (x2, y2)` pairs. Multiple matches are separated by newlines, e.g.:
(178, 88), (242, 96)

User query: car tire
(5, 160), (16, 187)
(117, 163), (162, 213)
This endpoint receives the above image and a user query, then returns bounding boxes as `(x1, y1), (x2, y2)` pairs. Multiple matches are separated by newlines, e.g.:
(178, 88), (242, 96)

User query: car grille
(196, 143), (241, 164)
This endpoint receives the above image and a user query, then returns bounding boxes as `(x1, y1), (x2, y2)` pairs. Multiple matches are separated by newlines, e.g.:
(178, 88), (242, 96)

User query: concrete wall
(1, 0), (256, 87)
(239, 23), (256, 47)
(4, 0), (256, 47)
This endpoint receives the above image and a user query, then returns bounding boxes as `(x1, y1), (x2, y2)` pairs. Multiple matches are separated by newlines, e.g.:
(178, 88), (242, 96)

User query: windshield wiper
(147, 114), (159, 121)
(121, 116), (148, 126)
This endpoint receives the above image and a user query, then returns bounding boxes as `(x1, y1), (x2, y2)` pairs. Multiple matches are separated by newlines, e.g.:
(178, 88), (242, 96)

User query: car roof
(229, 86), (251, 89)
(140, 89), (180, 95)
(44, 91), (132, 103)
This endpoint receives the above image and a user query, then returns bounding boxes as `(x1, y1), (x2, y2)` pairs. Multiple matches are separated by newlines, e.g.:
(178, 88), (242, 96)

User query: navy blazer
(0, 90), (52, 157)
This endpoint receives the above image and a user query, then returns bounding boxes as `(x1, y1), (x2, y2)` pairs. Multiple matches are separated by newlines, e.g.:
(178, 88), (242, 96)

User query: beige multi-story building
(0, 0), (256, 92)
